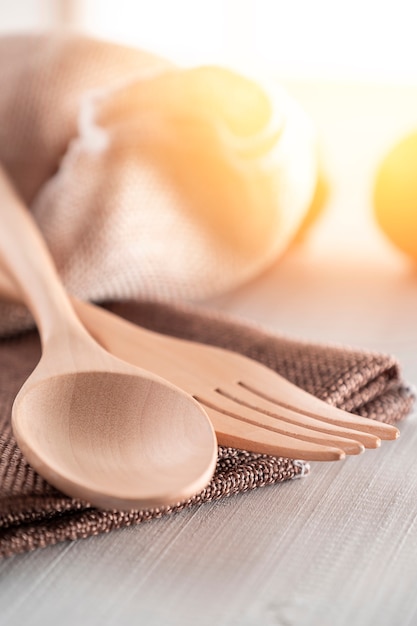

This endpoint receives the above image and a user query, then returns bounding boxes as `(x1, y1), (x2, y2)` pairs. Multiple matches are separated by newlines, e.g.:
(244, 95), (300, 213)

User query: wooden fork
(0, 267), (398, 461)
(78, 301), (399, 460)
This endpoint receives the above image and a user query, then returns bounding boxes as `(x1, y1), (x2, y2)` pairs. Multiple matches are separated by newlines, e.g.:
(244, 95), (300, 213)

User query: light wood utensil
(0, 167), (217, 510)
(0, 188), (399, 461)
(61, 301), (400, 460)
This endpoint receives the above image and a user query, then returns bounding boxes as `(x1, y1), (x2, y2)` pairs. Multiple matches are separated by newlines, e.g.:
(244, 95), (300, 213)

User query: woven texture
(0, 32), (317, 336)
(0, 299), (414, 558)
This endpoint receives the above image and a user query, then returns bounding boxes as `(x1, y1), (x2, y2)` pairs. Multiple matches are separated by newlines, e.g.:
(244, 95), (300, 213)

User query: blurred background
(1, 0), (417, 280)
(1, 0), (416, 82)
(2, 0), (417, 263)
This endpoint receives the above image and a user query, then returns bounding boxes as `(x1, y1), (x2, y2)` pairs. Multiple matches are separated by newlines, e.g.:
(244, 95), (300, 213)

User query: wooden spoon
(0, 168), (217, 510)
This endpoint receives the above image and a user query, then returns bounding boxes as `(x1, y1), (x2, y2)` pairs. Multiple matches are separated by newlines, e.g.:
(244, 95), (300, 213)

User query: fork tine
(196, 391), (366, 458)
(234, 360), (400, 440)
(203, 404), (350, 461)
(216, 384), (381, 449)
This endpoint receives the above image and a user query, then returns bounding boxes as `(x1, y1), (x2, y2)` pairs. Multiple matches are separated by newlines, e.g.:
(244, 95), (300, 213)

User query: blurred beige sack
(0, 33), (318, 334)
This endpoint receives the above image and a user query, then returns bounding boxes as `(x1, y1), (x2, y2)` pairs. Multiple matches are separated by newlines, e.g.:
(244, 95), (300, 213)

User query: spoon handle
(0, 166), (83, 343)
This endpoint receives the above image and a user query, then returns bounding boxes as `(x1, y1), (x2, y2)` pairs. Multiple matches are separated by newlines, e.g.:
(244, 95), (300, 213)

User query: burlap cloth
(0, 299), (413, 558)
(0, 32), (317, 337)
(0, 34), (413, 557)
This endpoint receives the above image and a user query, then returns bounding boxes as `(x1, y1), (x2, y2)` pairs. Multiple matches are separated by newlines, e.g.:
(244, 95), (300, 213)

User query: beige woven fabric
(0, 32), (317, 336)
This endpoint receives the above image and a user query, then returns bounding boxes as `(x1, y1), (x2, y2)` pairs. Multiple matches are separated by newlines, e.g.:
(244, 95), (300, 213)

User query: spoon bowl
(0, 166), (217, 510)
(14, 369), (215, 509)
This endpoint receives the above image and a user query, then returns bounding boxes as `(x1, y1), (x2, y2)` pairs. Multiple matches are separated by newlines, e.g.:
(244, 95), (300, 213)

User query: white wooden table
(1, 81), (417, 626)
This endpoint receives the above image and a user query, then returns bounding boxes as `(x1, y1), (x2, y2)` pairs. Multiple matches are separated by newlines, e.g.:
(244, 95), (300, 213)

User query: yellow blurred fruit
(374, 131), (417, 263)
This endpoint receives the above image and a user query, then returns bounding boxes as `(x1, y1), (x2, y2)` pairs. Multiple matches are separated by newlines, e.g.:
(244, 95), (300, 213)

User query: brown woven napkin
(0, 299), (413, 558)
